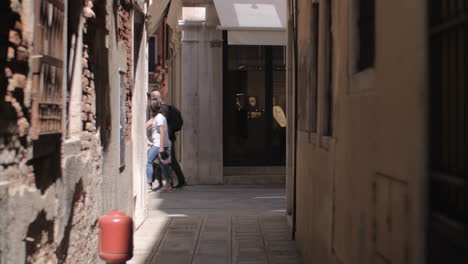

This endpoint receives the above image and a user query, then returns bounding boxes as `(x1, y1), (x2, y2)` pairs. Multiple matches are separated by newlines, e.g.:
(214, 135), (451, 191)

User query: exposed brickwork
(81, 41), (97, 150)
(0, 0), (34, 186)
(2, 0), (102, 262)
(1, 0), (136, 263)
(67, 3), (105, 262)
(118, 1), (133, 139)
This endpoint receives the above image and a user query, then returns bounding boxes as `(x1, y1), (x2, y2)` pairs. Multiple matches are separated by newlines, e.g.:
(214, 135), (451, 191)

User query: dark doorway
(428, 0), (468, 262)
(223, 35), (286, 166)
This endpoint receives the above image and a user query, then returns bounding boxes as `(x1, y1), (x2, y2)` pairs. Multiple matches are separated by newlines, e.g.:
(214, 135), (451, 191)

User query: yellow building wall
(292, 0), (428, 263)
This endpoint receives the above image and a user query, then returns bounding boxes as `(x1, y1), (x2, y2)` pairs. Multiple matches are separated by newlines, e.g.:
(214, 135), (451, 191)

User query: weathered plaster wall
(118, 0), (134, 139)
(98, 0), (137, 219)
(291, 0), (428, 264)
(0, 0), (142, 262)
(1, 1), (38, 262)
(0, 0), (34, 188)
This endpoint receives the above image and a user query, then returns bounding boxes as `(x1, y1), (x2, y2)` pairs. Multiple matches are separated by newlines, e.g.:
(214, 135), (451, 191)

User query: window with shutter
(30, 0), (65, 193)
(31, 0), (65, 139)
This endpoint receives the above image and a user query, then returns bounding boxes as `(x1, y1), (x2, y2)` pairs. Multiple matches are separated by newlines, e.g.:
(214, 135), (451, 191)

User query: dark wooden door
(428, 1), (468, 262)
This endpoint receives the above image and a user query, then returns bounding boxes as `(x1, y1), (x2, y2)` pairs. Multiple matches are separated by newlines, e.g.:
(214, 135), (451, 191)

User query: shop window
(223, 42), (286, 166)
(356, 0), (375, 71)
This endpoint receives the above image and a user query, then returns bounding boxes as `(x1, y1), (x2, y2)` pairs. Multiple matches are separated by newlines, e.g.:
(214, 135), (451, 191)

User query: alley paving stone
(129, 185), (302, 264)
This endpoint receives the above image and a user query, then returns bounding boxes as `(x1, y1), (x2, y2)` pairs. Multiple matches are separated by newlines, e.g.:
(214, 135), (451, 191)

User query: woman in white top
(146, 100), (173, 191)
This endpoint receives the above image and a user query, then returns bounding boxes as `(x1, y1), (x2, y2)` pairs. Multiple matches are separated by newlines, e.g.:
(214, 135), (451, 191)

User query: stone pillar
(132, 9), (148, 227)
(179, 20), (223, 184)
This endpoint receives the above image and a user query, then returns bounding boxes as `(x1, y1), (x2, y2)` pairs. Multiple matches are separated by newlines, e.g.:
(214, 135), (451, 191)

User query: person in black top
(148, 90), (187, 188)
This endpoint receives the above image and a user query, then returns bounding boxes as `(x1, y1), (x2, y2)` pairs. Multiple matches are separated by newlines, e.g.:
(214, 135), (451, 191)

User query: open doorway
(223, 36), (287, 168)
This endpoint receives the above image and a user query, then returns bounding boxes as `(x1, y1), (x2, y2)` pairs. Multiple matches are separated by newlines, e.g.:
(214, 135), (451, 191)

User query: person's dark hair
(149, 99), (167, 117)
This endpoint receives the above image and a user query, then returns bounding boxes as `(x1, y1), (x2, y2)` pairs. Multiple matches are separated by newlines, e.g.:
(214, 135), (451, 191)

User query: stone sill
(62, 136), (81, 156)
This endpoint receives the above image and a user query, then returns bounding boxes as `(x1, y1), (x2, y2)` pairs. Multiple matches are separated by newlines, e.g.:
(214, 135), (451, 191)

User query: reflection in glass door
(223, 39), (286, 166)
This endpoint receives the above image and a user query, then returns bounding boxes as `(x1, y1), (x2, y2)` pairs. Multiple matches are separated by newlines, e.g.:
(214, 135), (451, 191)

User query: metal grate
(228, 46), (265, 71)
(31, 0), (65, 139)
(228, 46), (286, 71)
(272, 46), (286, 70)
(429, 0), (468, 260)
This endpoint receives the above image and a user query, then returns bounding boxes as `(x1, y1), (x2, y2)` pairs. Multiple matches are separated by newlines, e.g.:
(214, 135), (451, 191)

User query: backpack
(165, 104), (183, 133)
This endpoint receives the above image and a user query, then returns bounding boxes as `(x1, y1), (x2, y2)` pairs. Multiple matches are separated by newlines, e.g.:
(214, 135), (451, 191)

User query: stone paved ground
(129, 185), (302, 264)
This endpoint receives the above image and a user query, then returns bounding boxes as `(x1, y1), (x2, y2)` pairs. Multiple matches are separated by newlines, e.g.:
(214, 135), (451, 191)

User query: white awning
(166, 0), (182, 30)
(147, 0), (171, 35)
(212, 0), (287, 46)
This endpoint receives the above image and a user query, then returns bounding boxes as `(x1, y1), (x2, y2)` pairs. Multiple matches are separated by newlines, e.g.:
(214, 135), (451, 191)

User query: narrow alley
(130, 186), (301, 264)
(1, 0), (467, 263)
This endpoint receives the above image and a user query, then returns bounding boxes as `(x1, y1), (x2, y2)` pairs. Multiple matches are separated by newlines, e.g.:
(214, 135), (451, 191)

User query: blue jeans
(147, 146), (173, 185)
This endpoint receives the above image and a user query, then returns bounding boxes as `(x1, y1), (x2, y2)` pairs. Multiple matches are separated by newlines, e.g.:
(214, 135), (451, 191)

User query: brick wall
(0, 0), (34, 186)
(1, 0), (139, 262)
(57, 1), (104, 262)
(81, 39), (97, 150)
(118, 0), (133, 139)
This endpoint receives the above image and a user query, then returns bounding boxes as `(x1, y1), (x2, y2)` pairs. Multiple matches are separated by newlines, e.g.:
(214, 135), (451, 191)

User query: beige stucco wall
(291, 0), (428, 264)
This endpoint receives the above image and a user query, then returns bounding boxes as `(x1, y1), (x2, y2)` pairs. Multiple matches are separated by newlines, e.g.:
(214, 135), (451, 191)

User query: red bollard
(98, 210), (133, 263)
